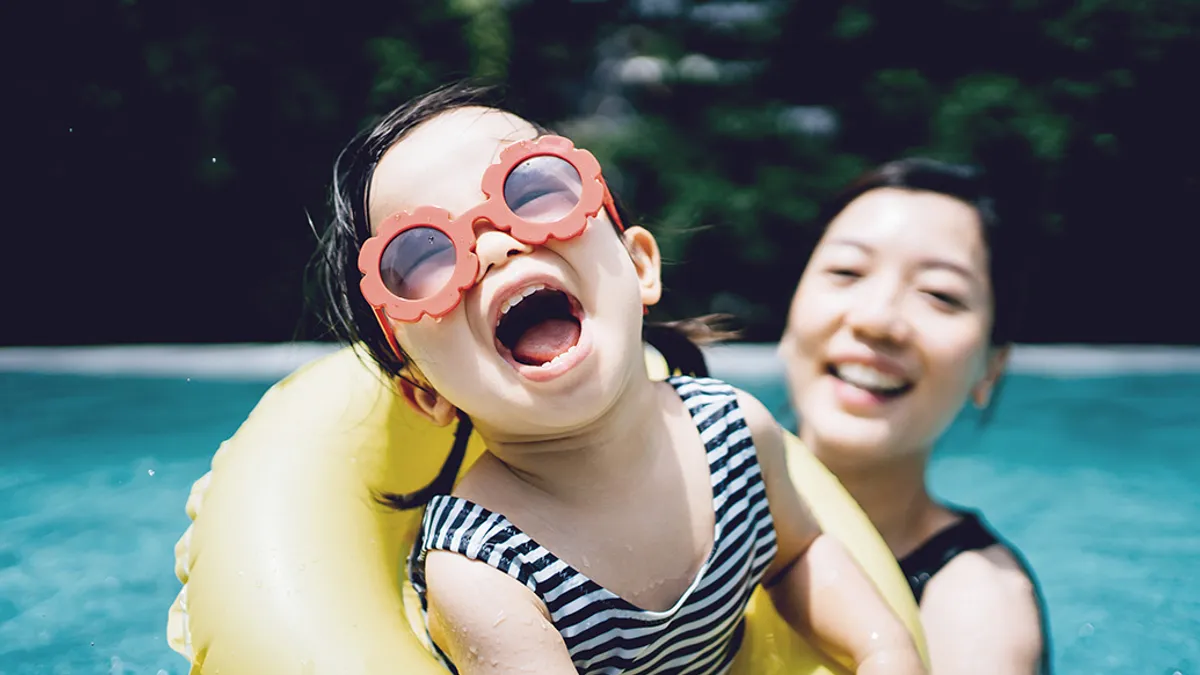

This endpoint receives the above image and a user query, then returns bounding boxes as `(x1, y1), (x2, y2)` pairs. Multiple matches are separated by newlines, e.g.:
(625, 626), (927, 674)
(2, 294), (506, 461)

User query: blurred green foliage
(9, 0), (1199, 345)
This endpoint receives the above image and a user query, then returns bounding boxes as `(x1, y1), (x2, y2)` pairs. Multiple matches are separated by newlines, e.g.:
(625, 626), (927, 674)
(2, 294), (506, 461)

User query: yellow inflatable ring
(167, 345), (927, 674)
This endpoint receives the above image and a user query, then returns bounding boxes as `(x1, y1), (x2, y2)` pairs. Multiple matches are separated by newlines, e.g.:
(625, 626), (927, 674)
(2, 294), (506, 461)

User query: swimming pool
(1, 345), (1197, 674)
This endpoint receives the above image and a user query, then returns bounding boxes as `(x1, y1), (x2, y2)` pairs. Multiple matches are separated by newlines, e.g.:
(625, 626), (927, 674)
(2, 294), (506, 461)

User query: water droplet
(69, 127), (74, 133)
(157, 670), (169, 675)
(147, 469), (155, 476)
(90, 642), (95, 646)
(211, 157), (216, 163)
(1078, 622), (1094, 637)
(186, 377), (191, 382)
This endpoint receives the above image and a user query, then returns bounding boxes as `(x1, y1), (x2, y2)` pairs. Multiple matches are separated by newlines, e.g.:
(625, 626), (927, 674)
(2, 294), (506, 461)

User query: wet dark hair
(312, 80), (735, 509)
(816, 157), (1030, 347)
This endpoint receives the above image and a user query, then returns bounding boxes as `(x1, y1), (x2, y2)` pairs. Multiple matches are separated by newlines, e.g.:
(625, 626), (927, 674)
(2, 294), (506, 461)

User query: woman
(778, 158), (1051, 674)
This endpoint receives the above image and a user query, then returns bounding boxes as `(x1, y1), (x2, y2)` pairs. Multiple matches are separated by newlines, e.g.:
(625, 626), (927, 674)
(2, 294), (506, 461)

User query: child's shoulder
(664, 374), (786, 459)
(663, 373), (738, 399)
(664, 374), (778, 427)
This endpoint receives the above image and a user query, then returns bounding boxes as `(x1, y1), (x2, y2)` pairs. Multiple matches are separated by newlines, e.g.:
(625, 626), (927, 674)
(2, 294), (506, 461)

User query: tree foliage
(8, 0), (1198, 345)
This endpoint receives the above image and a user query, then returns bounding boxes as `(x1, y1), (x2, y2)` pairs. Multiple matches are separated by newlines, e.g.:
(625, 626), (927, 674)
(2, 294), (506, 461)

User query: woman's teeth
(833, 363), (910, 393)
(499, 283), (546, 317)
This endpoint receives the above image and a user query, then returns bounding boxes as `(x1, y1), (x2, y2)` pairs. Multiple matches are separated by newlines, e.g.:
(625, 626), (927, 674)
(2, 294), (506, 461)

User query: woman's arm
(734, 390), (926, 675)
(920, 548), (1045, 674)
(424, 549), (577, 675)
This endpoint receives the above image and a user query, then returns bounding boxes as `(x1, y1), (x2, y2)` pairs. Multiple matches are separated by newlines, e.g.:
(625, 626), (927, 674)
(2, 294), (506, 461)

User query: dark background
(7, 0), (1199, 347)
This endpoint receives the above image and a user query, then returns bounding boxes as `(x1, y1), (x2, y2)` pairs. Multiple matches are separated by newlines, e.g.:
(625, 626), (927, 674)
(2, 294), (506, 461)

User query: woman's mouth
(494, 284), (591, 381)
(827, 362), (914, 400)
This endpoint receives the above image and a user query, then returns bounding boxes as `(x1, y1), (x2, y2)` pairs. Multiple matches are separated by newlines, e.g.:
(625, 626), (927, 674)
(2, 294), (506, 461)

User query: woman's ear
(972, 345), (1010, 409)
(398, 378), (458, 427)
(622, 226), (663, 307)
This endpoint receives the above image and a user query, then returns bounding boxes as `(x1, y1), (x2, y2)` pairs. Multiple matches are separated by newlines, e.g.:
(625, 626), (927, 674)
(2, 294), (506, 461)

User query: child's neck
(474, 370), (671, 506)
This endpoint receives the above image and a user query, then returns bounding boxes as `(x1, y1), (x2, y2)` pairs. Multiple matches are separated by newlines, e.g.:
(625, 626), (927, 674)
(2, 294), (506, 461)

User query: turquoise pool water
(1, 362), (1198, 674)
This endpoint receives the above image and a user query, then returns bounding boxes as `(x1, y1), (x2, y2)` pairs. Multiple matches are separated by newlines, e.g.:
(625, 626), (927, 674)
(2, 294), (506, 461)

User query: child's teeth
(540, 345), (577, 369)
(835, 363), (907, 390)
(500, 284), (546, 315)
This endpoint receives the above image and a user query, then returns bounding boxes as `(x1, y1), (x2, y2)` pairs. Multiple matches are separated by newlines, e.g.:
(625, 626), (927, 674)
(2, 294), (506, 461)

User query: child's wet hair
(311, 80), (736, 509)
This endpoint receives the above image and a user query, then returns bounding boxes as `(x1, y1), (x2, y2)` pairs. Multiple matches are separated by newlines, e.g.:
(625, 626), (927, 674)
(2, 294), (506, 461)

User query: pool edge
(2, 342), (1199, 379)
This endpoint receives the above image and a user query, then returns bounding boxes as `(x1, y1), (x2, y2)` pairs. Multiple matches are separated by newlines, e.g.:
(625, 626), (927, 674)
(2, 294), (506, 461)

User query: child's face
(368, 107), (662, 438)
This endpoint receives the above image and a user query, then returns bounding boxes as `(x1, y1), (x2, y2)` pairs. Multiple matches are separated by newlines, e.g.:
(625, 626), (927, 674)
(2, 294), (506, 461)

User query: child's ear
(398, 379), (457, 427)
(622, 226), (663, 307)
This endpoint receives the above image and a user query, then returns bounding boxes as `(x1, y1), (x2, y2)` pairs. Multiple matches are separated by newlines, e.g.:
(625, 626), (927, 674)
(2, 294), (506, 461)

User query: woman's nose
(474, 226), (533, 283)
(845, 284), (911, 345)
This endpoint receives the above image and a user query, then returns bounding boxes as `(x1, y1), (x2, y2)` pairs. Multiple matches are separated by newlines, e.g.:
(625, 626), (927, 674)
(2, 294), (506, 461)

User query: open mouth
(495, 284), (584, 368)
(827, 362), (914, 399)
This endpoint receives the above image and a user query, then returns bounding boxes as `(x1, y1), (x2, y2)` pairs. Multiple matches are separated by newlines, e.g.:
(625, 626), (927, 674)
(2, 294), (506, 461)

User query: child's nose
(474, 227), (533, 283)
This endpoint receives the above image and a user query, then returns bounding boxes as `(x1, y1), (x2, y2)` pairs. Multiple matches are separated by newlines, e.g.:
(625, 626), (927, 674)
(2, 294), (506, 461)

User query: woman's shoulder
(925, 541), (1041, 609)
(921, 541), (1046, 672)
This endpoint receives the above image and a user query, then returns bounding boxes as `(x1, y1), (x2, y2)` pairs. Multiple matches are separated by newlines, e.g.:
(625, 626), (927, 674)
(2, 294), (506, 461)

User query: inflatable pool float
(167, 345), (927, 674)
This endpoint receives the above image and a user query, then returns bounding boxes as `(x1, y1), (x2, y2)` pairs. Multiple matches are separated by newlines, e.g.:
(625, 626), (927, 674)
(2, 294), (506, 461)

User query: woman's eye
(828, 267), (861, 279)
(926, 290), (966, 309)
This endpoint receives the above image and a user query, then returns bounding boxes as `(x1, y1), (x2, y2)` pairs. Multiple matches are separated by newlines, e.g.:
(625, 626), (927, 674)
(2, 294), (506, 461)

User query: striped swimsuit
(407, 375), (779, 675)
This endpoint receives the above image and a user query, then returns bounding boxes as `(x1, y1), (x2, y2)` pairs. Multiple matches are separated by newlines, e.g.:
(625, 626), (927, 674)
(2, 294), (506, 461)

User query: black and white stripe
(408, 375), (778, 674)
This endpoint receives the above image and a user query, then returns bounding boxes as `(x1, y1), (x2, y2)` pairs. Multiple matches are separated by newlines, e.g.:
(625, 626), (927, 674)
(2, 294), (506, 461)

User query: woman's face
(779, 187), (1006, 468)
(367, 107), (661, 439)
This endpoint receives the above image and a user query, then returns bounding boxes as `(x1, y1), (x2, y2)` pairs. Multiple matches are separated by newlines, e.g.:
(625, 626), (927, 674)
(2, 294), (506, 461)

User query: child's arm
(423, 549), (577, 675)
(734, 390), (927, 675)
(765, 533), (928, 674)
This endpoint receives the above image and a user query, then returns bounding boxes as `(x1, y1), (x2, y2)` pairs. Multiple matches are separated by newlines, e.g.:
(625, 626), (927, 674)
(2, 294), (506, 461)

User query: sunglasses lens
(379, 226), (456, 300)
(503, 155), (583, 223)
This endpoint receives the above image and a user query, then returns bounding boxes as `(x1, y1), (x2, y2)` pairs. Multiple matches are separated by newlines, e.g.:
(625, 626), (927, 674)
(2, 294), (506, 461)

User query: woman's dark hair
(311, 80), (734, 509)
(816, 157), (1031, 347)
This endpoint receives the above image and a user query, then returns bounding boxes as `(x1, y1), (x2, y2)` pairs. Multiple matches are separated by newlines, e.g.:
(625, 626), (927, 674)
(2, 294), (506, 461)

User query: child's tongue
(511, 318), (581, 366)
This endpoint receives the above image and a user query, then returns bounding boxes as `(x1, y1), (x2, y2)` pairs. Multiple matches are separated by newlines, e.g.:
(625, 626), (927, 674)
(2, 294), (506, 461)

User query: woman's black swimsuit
(898, 508), (1053, 674)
